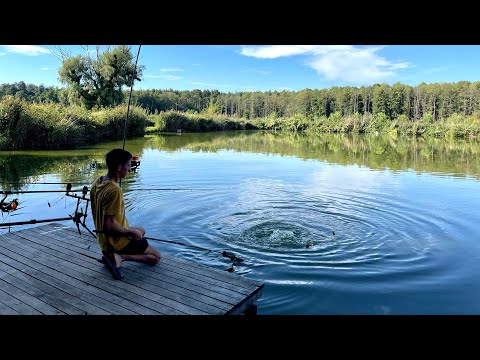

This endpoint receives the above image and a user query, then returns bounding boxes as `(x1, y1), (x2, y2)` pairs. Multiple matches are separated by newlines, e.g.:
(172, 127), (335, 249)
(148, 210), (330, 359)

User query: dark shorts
(117, 238), (149, 255)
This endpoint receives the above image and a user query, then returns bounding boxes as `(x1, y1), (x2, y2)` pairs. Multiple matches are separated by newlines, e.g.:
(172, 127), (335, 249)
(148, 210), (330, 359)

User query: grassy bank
(147, 110), (480, 139)
(0, 96), (149, 150)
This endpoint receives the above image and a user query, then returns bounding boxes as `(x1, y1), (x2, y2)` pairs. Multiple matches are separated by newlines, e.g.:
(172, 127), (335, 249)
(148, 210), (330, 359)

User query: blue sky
(1, 45), (480, 92)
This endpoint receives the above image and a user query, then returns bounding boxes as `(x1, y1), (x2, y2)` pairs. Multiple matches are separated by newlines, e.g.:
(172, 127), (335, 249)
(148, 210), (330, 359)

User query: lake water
(1, 131), (480, 314)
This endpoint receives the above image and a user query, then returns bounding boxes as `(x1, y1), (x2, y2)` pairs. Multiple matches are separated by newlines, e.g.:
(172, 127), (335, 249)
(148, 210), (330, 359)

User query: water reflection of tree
(148, 131), (480, 178)
(1, 132), (479, 189)
(0, 137), (148, 190)
(0, 156), (97, 190)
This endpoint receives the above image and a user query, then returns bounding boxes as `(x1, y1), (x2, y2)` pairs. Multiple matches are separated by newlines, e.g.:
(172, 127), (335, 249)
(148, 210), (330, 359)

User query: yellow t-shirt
(90, 175), (130, 252)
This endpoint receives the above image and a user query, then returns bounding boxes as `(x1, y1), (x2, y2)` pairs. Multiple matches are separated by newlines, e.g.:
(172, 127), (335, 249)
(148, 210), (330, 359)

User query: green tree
(57, 45), (144, 109)
(372, 83), (390, 118)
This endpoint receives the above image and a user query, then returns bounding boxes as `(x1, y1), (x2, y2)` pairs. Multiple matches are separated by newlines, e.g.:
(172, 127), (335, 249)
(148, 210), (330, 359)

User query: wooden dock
(0, 223), (263, 315)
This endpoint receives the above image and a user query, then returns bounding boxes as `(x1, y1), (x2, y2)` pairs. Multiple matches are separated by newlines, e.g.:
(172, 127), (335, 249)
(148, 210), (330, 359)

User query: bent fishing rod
(1, 188), (208, 194)
(94, 227), (245, 264)
(143, 236), (244, 263)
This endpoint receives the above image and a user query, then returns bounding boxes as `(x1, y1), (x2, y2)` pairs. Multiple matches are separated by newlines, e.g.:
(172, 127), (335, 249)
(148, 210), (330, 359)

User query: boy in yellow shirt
(91, 148), (160, 279)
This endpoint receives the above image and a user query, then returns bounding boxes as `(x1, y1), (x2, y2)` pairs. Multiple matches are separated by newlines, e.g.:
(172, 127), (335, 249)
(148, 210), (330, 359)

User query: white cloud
(192, 82), (232, 88)
(240, 45), (351, 58)
(3, 45), (50, 56)
(159, 68), (184, 72)
(0, 52), (6, 56)
(145, 74), (181, 80)
(41, 67), (49, 71)
(240, 45), (411, 84)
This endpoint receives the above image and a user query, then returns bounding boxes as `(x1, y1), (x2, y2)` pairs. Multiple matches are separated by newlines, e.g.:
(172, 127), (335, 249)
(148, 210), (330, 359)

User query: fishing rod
(2, 182), (211, 190)
(128, 188), (208, 191)
(0, 217), (73, 227)
(0, 185), (96, 239)
(120, 45), (142, 187)
(122, 44), (141, 152)
(0, 189), (86, 195)
(0, 182), (89, 185)
(1, 186), (209, 193)
(143, 236), (244, 263)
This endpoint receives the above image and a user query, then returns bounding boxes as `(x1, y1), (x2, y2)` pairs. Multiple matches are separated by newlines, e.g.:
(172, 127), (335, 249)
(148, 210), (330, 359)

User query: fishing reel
(0, 194), (18, 213)
(130, 155), (140, 173)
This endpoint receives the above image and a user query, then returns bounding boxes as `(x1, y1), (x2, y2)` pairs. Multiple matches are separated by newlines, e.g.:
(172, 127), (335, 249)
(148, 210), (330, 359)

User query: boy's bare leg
(113, 244), (160, 266)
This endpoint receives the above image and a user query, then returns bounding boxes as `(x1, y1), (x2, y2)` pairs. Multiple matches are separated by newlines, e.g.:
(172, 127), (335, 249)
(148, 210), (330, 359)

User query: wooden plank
(0, 286), (42, 314)
(160, 256), (263, 289)
(32, 224), (265, 313)
(2, 233), (171, 315)
(6, 232), (201, 315)
(59, 223), (264, 288)
(36, 225), (261, 295)
(27, 229), (242, 312)
(226, 285), (264, 315)
(153, 260), (254, 295)
(0, 276), (64, 315)
(0, 265), (83, 315)
(0, 260), (91, 315)
(11, 231), (215, 315)
(10, 224), (264, 315)
(4, 234), (188, 315)
(0, 300), (20, 315)
(0, 233), (167, 315)
(0, 244), (123, 315)
(48, 228), (251, 300)
(130, 262), (243, 305)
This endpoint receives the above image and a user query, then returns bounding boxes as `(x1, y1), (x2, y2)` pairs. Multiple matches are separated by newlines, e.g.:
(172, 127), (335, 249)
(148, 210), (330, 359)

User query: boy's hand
(129, 229), (143, 241)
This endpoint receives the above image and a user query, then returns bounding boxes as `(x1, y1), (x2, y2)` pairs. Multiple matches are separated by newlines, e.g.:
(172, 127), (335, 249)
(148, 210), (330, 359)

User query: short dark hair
(105, 148), (132, 175)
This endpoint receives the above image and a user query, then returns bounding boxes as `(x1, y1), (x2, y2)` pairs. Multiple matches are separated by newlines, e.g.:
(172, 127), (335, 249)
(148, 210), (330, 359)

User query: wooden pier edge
(0, 223), (265, 315)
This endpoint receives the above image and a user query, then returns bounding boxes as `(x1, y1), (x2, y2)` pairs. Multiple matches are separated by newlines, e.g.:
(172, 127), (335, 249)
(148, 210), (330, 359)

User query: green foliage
(58, 45), (145, 109)
(369, 112), (391, 133)
(148, 110), (257, 133)
(264, 112), (281, 129)
(0, 96), (149, 150)
(145, 112), (166, 133)
(91, 105), (148, 140)
(323, 112), (343, 132)
(201, 98), (221, 116)
(372, 84), (391, 117)
(422, 112), (434, 123)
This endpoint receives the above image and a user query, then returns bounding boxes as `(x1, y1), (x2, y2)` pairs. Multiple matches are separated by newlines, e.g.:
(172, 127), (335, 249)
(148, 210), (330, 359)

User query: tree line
(3, 81), (480, 122)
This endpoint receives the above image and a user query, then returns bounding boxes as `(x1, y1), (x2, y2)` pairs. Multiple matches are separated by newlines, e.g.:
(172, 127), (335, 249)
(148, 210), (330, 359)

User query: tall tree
(57, 45), (144, 109)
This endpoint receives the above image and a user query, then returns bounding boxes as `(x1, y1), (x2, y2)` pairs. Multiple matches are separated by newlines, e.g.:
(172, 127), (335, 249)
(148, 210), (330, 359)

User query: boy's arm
(103, 215), (143, 241)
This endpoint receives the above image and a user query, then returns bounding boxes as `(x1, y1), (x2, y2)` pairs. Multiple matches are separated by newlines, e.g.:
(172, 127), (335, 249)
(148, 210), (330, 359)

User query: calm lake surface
(1, 131), (480, 314)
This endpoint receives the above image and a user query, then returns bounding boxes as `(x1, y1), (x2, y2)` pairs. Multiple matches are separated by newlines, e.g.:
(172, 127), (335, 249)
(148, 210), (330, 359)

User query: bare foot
(113, 252), (124, 268)
(145, 254), (159, 265)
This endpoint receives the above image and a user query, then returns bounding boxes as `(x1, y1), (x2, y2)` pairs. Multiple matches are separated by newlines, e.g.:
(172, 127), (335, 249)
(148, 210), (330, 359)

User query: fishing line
(143, 236), (244, 263)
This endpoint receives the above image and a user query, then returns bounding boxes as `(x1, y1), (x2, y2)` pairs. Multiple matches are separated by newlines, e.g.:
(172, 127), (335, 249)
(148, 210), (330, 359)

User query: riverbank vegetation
(0, 96), (148, 150)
